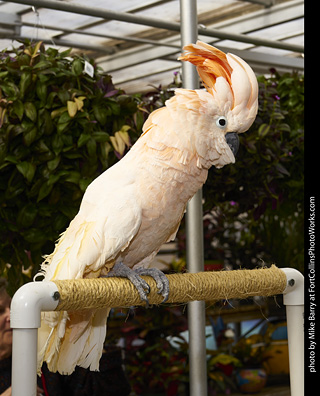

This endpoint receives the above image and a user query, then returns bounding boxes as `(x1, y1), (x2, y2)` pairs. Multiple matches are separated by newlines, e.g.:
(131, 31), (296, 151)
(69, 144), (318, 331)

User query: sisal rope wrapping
(53, 265), (287, 311)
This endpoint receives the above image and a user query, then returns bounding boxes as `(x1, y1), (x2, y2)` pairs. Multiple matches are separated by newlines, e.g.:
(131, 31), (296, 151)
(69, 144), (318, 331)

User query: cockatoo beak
(225, 132), (240, 157)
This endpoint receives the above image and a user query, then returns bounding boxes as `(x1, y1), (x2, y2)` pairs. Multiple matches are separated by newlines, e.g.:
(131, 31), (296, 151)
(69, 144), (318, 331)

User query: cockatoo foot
(106, 262), (169, 306)
(106, 262), (150, 305)
(135, 267), (170, 303)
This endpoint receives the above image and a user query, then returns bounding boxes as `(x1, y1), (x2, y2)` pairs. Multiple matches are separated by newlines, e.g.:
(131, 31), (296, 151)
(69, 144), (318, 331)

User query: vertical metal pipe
(179, 0), (198, 89)
(179, 1), (208, 395)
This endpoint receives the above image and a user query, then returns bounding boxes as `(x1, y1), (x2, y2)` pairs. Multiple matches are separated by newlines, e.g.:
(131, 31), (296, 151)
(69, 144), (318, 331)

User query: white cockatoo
(37, 41), (258, 374)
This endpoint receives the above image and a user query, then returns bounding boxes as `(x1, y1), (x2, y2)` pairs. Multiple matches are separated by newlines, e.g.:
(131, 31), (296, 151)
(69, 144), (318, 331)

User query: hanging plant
(0, 40), (139, 294)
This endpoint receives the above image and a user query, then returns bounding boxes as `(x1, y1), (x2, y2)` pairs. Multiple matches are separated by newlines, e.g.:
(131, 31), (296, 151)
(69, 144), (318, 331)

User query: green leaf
(32, 139), (49, 154)
(4, 155), (19, 165)
(108, 100), (121, 115)
(77, 133), (91, 147)
(59, 205), (78, 220)
(71, 58), (83, 76)
(58, 111), (71, 124)
(57, 90), (70, 105)
(19, 72), (32, 98)
(93, 104), (108, 125)
(17, 203), (38, 227)
(47, 174), (60, 186)
(33, 60), (53, 69)
(38, 108), (54, 135)
(23, 126), (37, 146)
(0, 81), (19, 99)
(46, 92), (58, 108)
(13, 100), (24, 121)
(52, 135), (63, 155)
(64, 171), (80, 184)
(52, 212), (68, 232)
(24, 102), (37, 122)
(16, 161), (36, 182)
(56, 122), (69, 134)
(257, 123), (270, 138)
(37, 182), (53, 202)
(79, 178), (91, 192)
(23, 228), (47, 244)
(36, 80), (47, 102)
(47, 156), (60, 171)
(59, 48), (72, 57)
(92, 131), (109, 142)
(86, 138), (97, 157)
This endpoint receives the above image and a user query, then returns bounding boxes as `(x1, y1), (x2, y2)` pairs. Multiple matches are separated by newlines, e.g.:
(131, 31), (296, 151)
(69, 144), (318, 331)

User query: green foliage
(0, 41), (138, 293)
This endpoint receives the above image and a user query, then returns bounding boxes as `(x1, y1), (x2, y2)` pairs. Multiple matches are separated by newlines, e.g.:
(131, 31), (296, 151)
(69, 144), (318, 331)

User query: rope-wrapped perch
(53, 265), (287, 311)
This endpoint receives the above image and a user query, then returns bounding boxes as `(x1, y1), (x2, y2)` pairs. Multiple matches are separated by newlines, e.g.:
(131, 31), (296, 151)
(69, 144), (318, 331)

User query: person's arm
(0, 386), (11, 396)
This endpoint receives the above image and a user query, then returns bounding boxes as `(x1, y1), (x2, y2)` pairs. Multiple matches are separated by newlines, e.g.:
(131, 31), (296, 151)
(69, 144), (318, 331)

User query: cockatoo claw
(106, 262), (151, 305)
(135, 267), (170, 303)
(106, 262), (169, 306)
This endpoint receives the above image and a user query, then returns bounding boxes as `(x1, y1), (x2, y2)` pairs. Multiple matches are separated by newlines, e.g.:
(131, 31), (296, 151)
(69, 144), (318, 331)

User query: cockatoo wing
(38, 166), (144, 374)
(41, 166), (142, 281)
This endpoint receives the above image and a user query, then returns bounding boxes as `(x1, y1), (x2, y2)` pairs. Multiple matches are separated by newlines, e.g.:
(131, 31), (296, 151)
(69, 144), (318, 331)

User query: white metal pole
(281, 268), (304, 396)
(179, 1), (208, 395)
(10, 281), (60, 396)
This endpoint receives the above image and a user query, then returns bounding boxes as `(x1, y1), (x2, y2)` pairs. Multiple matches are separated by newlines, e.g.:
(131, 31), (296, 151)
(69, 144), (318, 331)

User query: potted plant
(207, 353), (241, 395)
(232, 335), (268, 394)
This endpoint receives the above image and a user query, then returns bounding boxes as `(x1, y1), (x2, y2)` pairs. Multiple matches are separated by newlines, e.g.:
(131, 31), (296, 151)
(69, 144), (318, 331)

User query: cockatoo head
(178, 41), (258, 168)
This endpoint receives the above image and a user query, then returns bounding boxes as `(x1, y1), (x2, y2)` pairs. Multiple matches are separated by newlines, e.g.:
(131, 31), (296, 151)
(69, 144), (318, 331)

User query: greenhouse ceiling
(0, 0), (304, 93)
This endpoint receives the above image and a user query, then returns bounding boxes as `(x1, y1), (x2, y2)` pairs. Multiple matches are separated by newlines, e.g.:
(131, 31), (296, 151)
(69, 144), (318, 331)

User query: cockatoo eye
(216, 116), (227, 129)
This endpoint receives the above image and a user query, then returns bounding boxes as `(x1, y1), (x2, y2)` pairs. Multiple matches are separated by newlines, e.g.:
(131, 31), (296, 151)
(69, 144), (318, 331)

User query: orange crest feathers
(179, 41), (259, 133)
(178, 41), (233, 92)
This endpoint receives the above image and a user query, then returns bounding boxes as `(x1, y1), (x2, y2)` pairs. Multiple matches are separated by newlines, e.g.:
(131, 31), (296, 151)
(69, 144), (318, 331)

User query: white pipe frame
(7, 2), (304, 394)
(10, 282), (60, 396)
(10, 268), (304, 396)
(281, 268), (305, 396)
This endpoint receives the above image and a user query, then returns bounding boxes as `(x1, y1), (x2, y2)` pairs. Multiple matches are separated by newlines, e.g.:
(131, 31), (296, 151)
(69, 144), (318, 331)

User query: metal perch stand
(11, 266), (304, 396)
